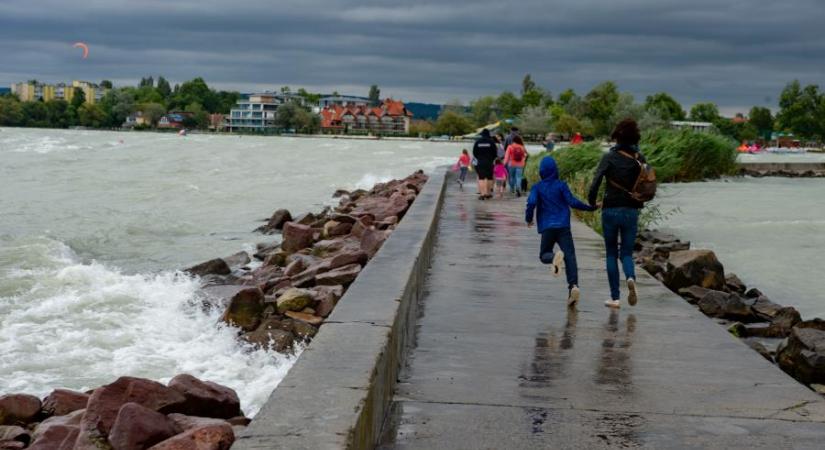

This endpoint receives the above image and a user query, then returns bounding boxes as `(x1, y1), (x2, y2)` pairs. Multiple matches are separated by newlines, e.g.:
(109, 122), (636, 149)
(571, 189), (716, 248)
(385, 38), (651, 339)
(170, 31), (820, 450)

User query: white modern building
(670, 121), (713, 133)
(225, 93), (305, 131)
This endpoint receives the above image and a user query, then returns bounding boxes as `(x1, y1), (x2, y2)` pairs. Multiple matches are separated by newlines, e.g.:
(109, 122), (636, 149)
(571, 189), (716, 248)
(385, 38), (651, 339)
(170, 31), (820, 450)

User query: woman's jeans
(540, 227), (578, 289)
(508, 166), (523, 193)
(602, 207), (640, 300)
(459, 167), (468, 182)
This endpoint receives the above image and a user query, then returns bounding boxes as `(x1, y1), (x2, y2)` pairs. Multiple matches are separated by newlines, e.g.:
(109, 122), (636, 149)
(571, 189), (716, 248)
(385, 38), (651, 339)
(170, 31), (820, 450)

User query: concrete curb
(235, 168), (449, 450)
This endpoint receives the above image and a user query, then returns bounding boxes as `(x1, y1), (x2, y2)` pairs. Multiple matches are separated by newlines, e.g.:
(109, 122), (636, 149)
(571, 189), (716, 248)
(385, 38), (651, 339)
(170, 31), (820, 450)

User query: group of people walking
(463, 119), (650, 310)
(462, 127), (529, 200)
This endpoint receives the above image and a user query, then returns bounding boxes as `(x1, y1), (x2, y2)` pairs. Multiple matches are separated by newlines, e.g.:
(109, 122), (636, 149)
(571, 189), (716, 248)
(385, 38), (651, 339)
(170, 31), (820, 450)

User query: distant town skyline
(2, 0), (824, 115)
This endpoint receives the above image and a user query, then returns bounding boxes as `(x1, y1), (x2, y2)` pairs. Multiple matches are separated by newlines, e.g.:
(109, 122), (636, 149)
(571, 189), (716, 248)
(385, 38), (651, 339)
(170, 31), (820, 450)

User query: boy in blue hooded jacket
(526, 156), (597, 307)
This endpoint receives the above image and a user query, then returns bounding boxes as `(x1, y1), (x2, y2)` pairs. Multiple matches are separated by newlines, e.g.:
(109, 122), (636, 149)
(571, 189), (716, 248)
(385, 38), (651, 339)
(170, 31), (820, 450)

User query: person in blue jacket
(526, 156), (598, 307)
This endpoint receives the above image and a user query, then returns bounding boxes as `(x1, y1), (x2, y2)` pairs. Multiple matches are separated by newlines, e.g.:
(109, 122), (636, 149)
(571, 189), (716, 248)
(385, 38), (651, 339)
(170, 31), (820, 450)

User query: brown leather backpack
(609, 150), (657, 202)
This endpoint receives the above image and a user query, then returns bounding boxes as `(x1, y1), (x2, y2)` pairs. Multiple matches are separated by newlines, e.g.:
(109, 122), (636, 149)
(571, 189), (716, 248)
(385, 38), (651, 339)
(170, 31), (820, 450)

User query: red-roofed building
(320, 99), (413, 135)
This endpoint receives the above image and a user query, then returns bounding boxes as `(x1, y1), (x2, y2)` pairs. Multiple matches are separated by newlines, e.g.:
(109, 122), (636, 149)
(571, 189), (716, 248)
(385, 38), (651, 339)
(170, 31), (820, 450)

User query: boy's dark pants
(539, 227), (578, 289)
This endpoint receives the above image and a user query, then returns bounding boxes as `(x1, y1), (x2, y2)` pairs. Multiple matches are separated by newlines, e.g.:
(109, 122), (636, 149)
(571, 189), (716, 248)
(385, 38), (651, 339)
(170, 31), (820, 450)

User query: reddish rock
(312, 238), (348, 254)
(28, 425), (78, 450)
(41, 389), (89, 417)
(350, 218), (372, 238)
(0, 426), (30, 446)
(314, 296), (337, 318)
(185, 259), (231, 277)
(108, 403), (179, 450)
(283, 259), (306, 277)
(0, 394), (41, 425)
(328, 250), (368, 269)
(168, 375), (241, 420)
(291, 320), (319, 340)
(226, 416), (250, 426)
(75, 376), (187, 449)
(315, 263), (361, 286)
(166, 414), (227, 431)
(0, 441), (25, 450)
(257, 209), (292, 234)
(242, 323), (295, 353)
(32, 409), (84, 440)
(220, 287), (264, 332)
(262, 250), (289, 267)
(376, 215), (399, 230)
(284, 311), (324, 326)
(360, 228), (389, 258)
(147, 424), (234, 450)
(281, 222), (315, 253)
(322, 220), (352, 238)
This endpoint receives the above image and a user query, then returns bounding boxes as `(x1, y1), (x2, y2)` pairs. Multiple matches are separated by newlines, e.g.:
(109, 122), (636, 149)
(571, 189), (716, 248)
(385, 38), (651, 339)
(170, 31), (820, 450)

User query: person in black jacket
(588, 119), (645, 309)
(473, 128), (498, 199)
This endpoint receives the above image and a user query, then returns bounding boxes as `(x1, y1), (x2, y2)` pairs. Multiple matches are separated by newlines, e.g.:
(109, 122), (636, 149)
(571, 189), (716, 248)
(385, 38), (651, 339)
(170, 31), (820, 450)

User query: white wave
(0, 240), (296, 416)
(352, 173), (394, 190)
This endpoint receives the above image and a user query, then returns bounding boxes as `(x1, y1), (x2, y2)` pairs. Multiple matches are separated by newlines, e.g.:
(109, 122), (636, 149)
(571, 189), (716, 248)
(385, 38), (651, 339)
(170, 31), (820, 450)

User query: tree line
(425, 75), (825, 142)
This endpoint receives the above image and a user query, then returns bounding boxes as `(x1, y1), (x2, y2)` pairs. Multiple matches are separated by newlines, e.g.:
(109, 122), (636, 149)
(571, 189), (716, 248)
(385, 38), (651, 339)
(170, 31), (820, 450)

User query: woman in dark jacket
(588, 119), (645, 309)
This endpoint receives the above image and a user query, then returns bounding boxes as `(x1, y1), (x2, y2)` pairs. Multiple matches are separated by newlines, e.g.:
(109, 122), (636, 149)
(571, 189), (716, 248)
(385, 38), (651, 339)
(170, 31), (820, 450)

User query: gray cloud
(1, 0), (823, 112)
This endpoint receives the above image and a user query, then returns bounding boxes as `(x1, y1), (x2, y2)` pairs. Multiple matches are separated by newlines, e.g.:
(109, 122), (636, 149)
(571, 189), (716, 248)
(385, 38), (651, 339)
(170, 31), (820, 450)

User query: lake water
(657, 178), (825, 319)
(0, 128), (460, 415)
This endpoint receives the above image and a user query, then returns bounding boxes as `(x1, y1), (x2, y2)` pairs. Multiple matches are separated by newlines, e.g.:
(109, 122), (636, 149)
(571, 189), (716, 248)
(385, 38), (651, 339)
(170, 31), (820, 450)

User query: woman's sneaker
(604, 299), (621, 309)
(552, 251), (564, 277)
(568, 286), (580, 307)
(627, 278), (638, 306)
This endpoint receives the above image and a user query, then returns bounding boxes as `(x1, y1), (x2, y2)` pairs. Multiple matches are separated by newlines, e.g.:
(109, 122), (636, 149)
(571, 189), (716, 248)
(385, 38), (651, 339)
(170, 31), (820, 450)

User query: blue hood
(539, 156), (559, 181)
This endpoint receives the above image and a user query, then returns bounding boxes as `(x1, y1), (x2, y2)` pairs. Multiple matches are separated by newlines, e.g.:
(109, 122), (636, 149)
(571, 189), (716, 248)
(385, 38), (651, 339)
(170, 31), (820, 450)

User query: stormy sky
(1, 0), (823, 113)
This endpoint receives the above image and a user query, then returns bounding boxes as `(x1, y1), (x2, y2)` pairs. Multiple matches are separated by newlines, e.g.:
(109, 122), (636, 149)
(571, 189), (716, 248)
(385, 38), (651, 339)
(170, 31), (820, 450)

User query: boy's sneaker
(568, 286), (580, 307)
(627, 278), (638, 306)
(551, 251), (564, 277)
(604, 299), (621, 309)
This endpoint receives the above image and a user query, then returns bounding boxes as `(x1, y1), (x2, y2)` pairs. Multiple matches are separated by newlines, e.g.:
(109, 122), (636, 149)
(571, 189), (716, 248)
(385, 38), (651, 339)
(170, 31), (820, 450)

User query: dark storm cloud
(1, 0), (824, 111)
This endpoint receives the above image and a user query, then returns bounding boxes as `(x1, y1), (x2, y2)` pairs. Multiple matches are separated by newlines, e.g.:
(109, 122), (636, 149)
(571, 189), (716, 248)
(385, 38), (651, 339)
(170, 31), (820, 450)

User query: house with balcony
(320, 99), (413, 135)
(224, 93), (306, 132)
(158, 112), (193, 129)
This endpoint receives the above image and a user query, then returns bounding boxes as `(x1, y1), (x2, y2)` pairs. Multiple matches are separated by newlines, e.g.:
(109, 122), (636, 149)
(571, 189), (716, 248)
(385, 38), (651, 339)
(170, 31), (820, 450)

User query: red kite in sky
(73, 42), (89, 59)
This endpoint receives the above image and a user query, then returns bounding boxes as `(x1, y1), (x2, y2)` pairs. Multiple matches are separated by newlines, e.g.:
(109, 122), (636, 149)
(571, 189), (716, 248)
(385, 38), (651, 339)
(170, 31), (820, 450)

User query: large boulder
(274, 288), (314, 314)
(725, 273), (747, 295)
(696, 291), (753, 321)
(242, 321), (295, 353)
(147, 423), (234, 450)
(108, 403), (180, 450)
(328, 250), (368, 270)
(167, 375), (241, 420)
(664, 250), (726, 292)
(322, 220), (352, 239)
(32, 409), (84, 440)
(166, 414), (227, 431)
(28, 425), (78, 450)
(315, 264), (361, 287)
(220, 287), (264, 332)
(41, 389), (89, 417)
(677, 286), (712, 304)
(284, 311), (323, 327)
(256, 209), (292, 234)
(185, 259), (231, 277)
(311, 285), (345, 318)
(222, 251), (250, 270)
(0, 426), (30, 447)
(0, 394), (41, 425)
(776, 321), (825, 384)
(75, 376), (187, 450)
(360, 228), (389, 258)
(281, 222), (315, 253)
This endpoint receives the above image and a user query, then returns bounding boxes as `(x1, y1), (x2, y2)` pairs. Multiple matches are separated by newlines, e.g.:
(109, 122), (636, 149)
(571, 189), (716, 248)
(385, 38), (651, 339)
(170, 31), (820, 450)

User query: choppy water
(657, 178), (825, 319)
(0, 128), (460, 414)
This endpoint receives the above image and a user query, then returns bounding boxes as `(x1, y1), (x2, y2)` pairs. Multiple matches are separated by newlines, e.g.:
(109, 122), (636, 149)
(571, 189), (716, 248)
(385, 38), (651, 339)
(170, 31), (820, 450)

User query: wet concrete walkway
(380, 176), (825, 449)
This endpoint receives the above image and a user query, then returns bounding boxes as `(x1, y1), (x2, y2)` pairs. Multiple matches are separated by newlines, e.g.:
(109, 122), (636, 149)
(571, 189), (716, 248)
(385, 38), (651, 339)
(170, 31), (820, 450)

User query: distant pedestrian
(493, 158), (508, 199)
(504, 135), (528, 197)
(571, 132), (584, 145)
(503, 126), (520, 152)
(472, 129), (497, 200)
(588, 118), (649, 309)
(495, 133), (506, 159)
(457, 149), (471, 186)
(526, 156), (598, 307)
(543, 133), (556, 151)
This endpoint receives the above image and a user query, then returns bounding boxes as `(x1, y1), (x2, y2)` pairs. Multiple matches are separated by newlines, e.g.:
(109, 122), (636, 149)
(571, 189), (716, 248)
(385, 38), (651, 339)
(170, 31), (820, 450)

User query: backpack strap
(607, 150), (644, 200)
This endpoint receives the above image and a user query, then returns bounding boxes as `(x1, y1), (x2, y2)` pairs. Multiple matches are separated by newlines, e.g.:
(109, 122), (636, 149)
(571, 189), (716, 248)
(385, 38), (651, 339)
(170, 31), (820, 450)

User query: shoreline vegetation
(4, 75), (825, 147)
(525, 130), (825, 395)
(0, 171), (429, 449)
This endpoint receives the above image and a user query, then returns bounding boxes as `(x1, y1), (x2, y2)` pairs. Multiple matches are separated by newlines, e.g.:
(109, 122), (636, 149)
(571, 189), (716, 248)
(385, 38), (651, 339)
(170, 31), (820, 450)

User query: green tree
(583, 81), (620, 137)
(495, 91), (523, 119)
(141, 103), (166, 127)
(215, 91), (241, 114)
(170, 77), (217, 112)
(44, 100), (69, 128)
(517, 106), (551, 136)
(689, 102), (721, 122)
(557, 89), (578, 107)
(156, 76), (172, 99)
(433, 110), (474, 136)
(78, 103), (105, 127)
(71, 88), (86, 109)
(368, 85), (381, 106)
(521, 74), (536, 96)
(280, 86), (291, 94)
(99, 89), (136, 128)
(296, 88), (321, 106)
(274, 103), (318, 133)
(0, 96), (24, 125)
(776, 80), (821, 139)
(748, 106), (774, 139)
(139, 76), (154, 88)
(184, 102), (209, 129)
(470, 96), (497, 127)
(100, 80), (113, 89)
(553, 114), (584, 136)
(22, 101), (49, 127)
(644, 92), (685, 121)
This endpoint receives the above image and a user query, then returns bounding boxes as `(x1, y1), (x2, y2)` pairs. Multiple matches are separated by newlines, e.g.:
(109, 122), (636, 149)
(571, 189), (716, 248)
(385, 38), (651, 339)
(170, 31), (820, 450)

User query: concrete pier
(379, 173), (825, 449)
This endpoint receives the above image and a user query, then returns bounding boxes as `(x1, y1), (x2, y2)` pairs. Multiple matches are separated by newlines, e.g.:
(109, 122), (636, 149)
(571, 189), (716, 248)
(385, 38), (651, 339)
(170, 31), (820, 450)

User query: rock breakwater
(636, 230), (825, 392)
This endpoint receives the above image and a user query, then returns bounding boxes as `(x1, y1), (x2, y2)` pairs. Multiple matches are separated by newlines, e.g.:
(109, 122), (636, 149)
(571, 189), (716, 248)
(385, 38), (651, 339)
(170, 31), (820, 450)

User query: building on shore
(0, 87), (10, 95)
(224, 93), (306, 132)
(670, 120), (713, 133)
(10, 80), (107, 104)
(122, 111), (149, 128)
(208, 113), (225, 131)
(319, 98), (413, 135)
(318, 96), (371, 108)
